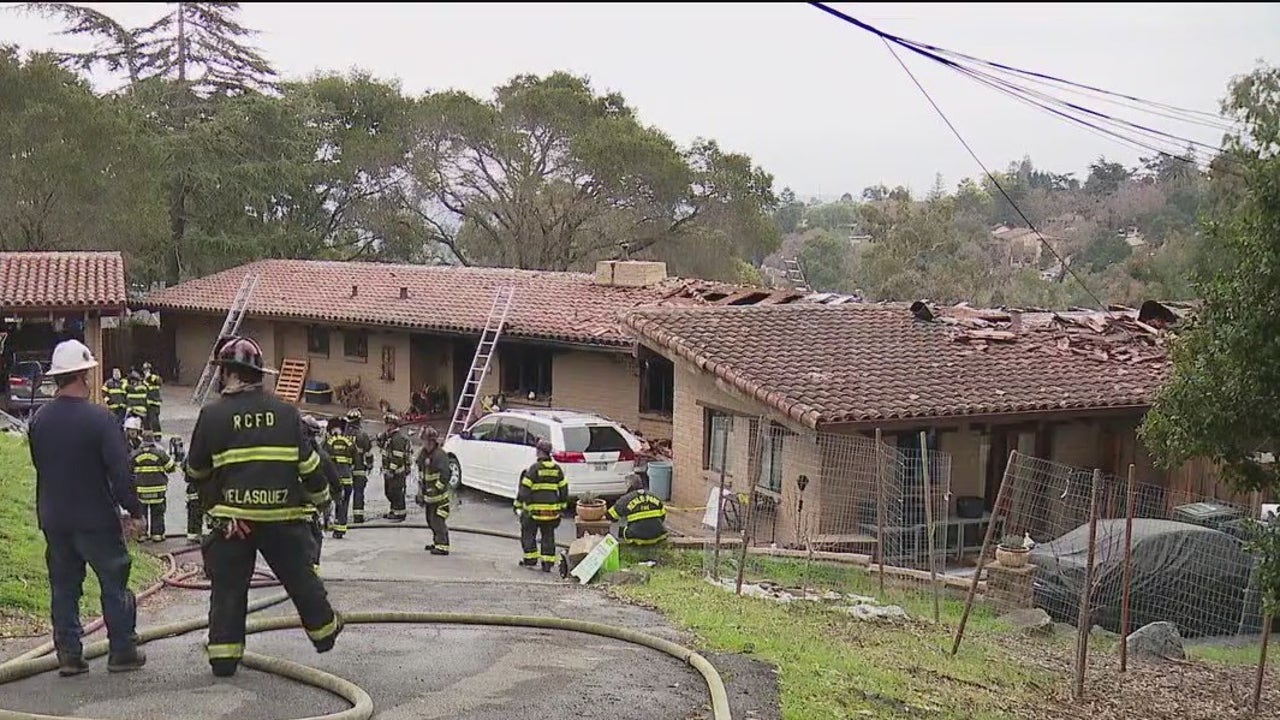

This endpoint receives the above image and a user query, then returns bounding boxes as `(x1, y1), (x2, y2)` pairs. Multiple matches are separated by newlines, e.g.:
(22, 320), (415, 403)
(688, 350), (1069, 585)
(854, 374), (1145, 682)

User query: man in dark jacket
(515, 440), (568, 572)
(414, 427), (452, 555)
(608, 474), (668, 546)
(28, 339), (147, 676)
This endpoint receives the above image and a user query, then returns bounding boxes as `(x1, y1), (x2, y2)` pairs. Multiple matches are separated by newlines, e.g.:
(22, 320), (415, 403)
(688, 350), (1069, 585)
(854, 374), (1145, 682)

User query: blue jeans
(43, 530), (137, 656)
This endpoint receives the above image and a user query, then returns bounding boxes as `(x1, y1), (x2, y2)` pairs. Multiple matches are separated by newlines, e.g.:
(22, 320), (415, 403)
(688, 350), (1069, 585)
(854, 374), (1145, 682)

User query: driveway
(0, 393), (779, 720)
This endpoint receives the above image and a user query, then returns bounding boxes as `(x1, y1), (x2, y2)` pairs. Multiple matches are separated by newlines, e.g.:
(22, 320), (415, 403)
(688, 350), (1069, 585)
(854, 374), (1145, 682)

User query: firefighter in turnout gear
(185, 469), (204, 544)
(302, 415), (342, 570)
(324, 417), (355, 539)
(124, 370), (148, 422)
(515, 439), (568, 572)
(414, 427), (452, 555)
(102, 368), (127, 421)
(126, 416), (176, 542)
(377, 416), (411, 521)
(608, 474), (669, 546)
(184, 335), (341, 678)
(346, 409), (373, 523)
(142, 361), (162, 441)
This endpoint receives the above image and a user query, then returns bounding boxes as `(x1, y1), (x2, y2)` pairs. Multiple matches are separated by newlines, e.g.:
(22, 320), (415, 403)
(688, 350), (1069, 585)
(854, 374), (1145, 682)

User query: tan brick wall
(173, 314), (224, 385)
(494, 346), (673, 440)
(276, 323), (410, 409)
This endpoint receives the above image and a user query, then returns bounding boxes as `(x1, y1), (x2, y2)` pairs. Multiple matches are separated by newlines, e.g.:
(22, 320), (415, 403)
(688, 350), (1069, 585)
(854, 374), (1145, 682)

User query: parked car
(7, 358), (55, 415)
(443, 409), (639, 501)
(1030, 518), (1261, 638)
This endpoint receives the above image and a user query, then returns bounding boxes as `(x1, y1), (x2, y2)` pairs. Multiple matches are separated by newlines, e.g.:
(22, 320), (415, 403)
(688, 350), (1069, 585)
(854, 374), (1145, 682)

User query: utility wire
(873, 35), (1109, 310)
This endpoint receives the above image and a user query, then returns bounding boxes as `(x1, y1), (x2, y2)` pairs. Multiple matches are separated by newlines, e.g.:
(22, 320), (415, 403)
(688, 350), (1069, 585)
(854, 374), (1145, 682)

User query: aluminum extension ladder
(783, 257), (810, 292)
(191, 273), (261, 405)
(447, 287), (515, 438)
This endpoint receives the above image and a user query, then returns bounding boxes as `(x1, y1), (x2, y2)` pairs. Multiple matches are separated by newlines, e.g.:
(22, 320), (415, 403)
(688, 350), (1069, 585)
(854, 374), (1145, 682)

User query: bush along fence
(950, 450), (1275, 711)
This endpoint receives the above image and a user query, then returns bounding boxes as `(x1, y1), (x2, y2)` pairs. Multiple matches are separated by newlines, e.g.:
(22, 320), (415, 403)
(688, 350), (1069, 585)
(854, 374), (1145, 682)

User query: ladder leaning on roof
(191, 273), (261, 406)
(783, 257), (810, 293)
(447, 287), (515, 439)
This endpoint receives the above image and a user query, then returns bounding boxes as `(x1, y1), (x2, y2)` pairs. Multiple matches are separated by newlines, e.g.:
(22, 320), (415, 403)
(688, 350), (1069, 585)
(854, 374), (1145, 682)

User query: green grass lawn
(612, 550), (1063, 720)
(0, 433), (163, 633)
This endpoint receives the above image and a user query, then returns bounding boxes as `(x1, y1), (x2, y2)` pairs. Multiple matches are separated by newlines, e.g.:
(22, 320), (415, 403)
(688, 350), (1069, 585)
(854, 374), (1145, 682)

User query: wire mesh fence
(699, 416), (959, 619)
(950, 450), (1274, 708)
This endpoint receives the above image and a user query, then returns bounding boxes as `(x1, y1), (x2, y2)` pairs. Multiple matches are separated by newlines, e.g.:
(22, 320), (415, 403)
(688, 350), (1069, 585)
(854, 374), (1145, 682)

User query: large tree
(0, 47), (165, 262)
(1141, 65), (1280, 491)
(398, 72), (778, 274)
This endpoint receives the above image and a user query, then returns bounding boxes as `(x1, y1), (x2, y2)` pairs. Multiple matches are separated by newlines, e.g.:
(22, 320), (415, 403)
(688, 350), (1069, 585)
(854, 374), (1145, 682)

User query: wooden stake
(1120, 464), (1136, 673)
(735, 419), (766, 595)
(1253, 614), (1272, 715)
(921, 430), (939, 623)
(875, 428), (886, 599)
(951, 450), (1016, 656)
(1074, 468), (1103, 700)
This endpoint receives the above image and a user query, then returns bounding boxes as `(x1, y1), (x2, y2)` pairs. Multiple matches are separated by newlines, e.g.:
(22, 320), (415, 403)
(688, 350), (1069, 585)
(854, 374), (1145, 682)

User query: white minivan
(443, 409), (640, 500)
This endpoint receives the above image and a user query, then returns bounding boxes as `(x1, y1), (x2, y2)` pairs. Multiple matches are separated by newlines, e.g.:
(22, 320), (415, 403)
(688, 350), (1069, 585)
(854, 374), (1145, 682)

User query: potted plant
(995, 533), (1031, 568)
(576, 492), (608, 522)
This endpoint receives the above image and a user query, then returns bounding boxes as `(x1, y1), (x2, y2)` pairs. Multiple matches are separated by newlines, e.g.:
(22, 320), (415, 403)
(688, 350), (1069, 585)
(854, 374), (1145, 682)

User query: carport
(0, 251), (128, 405)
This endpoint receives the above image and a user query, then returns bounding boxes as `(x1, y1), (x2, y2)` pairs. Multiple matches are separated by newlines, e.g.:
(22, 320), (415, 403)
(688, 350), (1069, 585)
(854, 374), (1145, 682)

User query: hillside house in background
(990, 225), (1063, 269)
(623, 299), (1216, 547)
(142, 259), (832, 441)
(0, 251), (128, 404)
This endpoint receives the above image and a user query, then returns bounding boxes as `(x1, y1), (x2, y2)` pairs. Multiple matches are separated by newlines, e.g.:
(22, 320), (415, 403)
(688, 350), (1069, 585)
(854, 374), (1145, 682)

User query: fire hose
(0, 524), (732, 720)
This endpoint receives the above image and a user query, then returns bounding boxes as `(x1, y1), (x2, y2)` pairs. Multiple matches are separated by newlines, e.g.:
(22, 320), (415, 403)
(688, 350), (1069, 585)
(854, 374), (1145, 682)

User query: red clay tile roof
(143, 260), (713, 348)
(623, 303), (1173, 429)
(0, 251), (127, 311)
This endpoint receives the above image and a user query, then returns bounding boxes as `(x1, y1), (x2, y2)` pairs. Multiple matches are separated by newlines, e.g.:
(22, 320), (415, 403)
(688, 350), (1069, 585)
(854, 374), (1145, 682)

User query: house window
(704, 409), (731, 472)
(307, 327), (330, 357)
(757, 424), (784, 493)
(343, 330), (368, 361)
(380, 344), (395, 381)
(500, 346), (553, 398)
(640, 355), (674, 415)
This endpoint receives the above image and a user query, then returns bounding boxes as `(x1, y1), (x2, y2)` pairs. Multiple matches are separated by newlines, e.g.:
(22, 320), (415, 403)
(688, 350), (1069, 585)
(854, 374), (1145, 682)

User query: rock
(1091, 624), (1119, 640)
(568, 534), (606, 569)
(1125, 621), (1186, 661)
(599, 569), (649, 586)
(999, 608), (1054, 636)
(841, 604), (909, 622)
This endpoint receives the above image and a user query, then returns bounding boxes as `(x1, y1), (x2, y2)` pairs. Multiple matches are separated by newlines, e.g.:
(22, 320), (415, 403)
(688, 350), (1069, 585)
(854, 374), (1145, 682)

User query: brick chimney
(594, 260), (668, 288)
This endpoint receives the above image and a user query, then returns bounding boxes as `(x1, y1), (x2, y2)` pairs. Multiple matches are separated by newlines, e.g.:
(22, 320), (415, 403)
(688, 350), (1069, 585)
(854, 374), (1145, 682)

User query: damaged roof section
(624, 300), (1181, 429)
(933, 300), (1193, 364)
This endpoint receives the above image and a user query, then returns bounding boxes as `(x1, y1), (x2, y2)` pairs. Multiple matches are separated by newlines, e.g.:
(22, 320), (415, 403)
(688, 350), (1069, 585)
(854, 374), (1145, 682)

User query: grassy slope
(0, 434), (163, 630)
(612, 551), (1063, 720)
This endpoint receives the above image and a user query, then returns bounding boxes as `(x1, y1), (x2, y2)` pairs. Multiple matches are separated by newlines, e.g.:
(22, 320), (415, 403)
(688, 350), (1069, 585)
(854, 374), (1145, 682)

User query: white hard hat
(123, 416), (143, 431)
(47, 339), (99, 376)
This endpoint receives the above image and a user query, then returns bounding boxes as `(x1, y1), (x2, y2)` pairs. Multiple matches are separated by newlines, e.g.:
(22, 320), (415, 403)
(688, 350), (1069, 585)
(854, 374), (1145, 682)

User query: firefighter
(608, 474), (668, 546)
(183, 335), (341, 678)
(184, 469), (204, 544)
(346, 409), (373, 524)
(377, 416), (411, 521)
(124, 370), (148, 423)
(414, 427), (452, 555)
(125, 415), (176, 542)
(515, 439), (568, 572)
(302, 415), (341, 570)
(324, 416), (354, 539)
(142, 361), (163, 441)
(102, 368), (127, 421)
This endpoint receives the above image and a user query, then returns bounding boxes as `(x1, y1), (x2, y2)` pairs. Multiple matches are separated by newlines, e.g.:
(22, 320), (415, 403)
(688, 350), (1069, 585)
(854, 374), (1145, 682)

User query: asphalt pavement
(0, 391), (780, 720)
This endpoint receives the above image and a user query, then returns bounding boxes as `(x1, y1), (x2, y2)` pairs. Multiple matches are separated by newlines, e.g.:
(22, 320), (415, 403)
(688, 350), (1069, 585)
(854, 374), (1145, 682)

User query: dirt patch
(1007, 634), (1280, 719)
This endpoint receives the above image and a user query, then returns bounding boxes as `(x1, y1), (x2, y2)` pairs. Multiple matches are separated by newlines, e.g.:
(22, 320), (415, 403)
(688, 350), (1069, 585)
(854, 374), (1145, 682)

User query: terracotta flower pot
(576, 498), (608, 522)
(995, 545), (1030, 568)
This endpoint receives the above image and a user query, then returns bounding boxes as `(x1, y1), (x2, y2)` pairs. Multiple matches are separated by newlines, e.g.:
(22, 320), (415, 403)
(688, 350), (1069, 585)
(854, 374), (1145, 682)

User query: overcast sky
(2, 2), (1277, 198)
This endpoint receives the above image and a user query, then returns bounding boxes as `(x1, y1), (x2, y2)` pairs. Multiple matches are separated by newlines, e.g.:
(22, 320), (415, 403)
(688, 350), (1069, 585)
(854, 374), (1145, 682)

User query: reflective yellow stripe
(135, 466), (168, 473)
(208, 505), (313, 522)
(135, 453), (158, 463)
(306, 616), (340, 642)
(540, 554), (557, 562)
(525, 503), (563, 512)
(303, 487), (331, 507)
(207, 643), (244, 660)
(523, 551), (540, 559)
(331, 456), (352, 464)
(186, 493), (200, 501)
(526, 482), (561, 492)
(424, 492), (449, 503)
(136, 485), (168, 493)
(623, 533), (668, 546)
(537, 469), (561, 477)
(212, 446), (299, 468)
(626, 509), (666, 522)
(607, 506), (620, 520)
(298, 450), (320, 476)
(186, 465), (212, 480)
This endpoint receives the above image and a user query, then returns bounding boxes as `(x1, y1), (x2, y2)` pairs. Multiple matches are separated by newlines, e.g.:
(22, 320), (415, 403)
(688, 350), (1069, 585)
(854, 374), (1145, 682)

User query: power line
(874, 35), (1109, 310)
